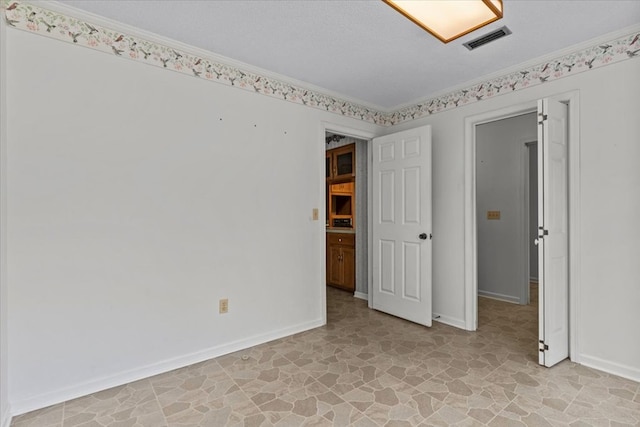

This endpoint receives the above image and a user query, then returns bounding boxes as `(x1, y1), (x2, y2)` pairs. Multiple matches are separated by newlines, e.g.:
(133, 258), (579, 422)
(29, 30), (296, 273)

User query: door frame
(522, 138), (537, 306)
(463, 91), (581, 362)
(320, 122), (376, 319)
(523, 140), (539, 304)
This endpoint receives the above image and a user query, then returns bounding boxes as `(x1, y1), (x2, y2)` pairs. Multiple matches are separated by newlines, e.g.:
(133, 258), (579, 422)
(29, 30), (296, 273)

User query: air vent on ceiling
(463, 26), (512, 50)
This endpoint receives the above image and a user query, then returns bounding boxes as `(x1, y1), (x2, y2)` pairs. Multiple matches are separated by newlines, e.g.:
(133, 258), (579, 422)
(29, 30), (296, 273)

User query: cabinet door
(342, 247), (355, 291)
(326, 152), (332, 179)
(328, 245), (343, 285)
(332, 145), (355, 180)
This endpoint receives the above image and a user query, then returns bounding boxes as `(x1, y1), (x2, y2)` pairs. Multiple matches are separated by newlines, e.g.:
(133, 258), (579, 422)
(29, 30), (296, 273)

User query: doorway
(475, 112), (539, 361)
(322, 124), (372, 304)
(475, 112), (537, 306)
(463, 92), (581, 366)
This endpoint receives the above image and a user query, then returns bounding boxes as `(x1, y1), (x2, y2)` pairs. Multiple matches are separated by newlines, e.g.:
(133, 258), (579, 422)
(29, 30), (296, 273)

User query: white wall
(476, 113), (537, 303)
(0, 11), (11, 427)
(5, 29), (382, 413)
(5, 9), (640, 416)
(387, 57), (640, 380)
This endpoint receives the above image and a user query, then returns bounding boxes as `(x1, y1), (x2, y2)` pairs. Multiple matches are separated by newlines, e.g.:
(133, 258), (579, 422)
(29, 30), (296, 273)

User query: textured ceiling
(57, 0), (640, 110)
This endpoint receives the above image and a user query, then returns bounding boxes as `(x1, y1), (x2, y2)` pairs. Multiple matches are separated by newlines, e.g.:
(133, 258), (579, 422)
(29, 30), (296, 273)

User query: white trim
(321, 122), (378, 142)
(564, 91), (581, 363)
(320, 122), (377, 310)
(518, 138), (531, 306)
(522, 139), (538, 306)
(478, 291), (521, 305)
(579, 355), (640, 383)
(353, 291), (368, 301)
(9, 318), (323, 416)
(1, 406), (10, 427)
(318, 126), (328, 327)
(433, 313), (466, 330)
(0, 11), (9, 427)
(367, 134), (373, 309)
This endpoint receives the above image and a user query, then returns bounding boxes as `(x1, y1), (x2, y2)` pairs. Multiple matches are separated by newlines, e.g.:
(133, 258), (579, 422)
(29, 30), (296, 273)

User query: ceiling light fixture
(383, 0), (504, 43)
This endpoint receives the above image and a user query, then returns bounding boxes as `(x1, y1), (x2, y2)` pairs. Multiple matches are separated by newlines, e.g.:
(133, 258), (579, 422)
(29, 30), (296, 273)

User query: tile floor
(12, 286), (640, 426)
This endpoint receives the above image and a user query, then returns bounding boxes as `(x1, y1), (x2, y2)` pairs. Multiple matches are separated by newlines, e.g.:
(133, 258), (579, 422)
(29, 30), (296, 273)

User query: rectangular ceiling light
(383, 0), (503, 43)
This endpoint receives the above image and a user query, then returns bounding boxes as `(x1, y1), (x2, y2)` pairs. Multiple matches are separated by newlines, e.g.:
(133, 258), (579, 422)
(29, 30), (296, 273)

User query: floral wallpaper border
(3, 0), (639, 126)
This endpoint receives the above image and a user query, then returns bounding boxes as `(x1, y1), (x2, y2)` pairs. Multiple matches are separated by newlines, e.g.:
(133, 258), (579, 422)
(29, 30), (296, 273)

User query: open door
(537, 98), (569, 367)
(371, 126), (432, 326)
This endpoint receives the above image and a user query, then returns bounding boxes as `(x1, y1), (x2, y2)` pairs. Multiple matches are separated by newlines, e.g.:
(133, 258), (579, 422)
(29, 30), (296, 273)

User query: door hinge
(539, 340), (549, 352)
(538, 113), (547, 125)
(537, 227), (549, 237)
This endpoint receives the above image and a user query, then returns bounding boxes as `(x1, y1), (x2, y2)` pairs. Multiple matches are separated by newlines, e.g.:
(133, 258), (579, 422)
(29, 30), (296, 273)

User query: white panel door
(537, 98), (569, 367)
(372, 126), (432, 326)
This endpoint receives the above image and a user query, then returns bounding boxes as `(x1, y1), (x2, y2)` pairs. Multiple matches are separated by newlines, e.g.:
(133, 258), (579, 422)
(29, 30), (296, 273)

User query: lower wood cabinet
(327, 233), (355, 292)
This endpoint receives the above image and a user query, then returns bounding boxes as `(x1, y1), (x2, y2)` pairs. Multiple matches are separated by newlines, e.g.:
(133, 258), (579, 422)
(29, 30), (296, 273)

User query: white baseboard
(353, 291), (368, 301)
(578, 354), (640, 383)
(10, 319), (324, 416)
(433, 313), (466, 330)
(1, 404), (11, 427)
(478, 290), (521, 304)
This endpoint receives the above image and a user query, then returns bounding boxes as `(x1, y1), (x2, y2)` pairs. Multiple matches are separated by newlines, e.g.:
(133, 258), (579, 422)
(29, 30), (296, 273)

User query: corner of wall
(0, 6), (10, 427)
(1, 406), (11, 427)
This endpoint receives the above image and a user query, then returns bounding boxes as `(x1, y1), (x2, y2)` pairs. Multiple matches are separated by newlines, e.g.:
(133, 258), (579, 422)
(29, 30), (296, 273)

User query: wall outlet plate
(487, 210), (501, 220)
(219, 298), (229, 314)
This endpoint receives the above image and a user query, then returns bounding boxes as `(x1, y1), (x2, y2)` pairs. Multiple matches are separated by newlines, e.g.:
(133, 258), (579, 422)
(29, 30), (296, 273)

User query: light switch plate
(312, 208), (319, 221)
(219, 299), (229, 314)
(487, 210), (501, 220)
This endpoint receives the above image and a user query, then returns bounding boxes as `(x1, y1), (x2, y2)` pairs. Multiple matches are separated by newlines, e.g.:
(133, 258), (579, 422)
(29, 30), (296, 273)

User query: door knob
(419, 233), (428, 240)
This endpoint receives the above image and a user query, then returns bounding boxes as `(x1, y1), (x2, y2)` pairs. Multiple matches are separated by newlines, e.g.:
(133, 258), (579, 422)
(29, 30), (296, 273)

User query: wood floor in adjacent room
(12, 286), (640, 426)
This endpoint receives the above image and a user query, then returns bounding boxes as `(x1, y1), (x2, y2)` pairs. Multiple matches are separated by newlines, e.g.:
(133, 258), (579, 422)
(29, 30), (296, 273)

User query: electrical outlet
(219, 298), (229, 314)
(312, 208), (319, 221)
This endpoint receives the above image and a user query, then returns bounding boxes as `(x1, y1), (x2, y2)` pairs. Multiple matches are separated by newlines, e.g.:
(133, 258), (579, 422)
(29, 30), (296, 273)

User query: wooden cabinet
(326, 144), (355, 181)
(326, 144), (355, 230)
(328, 181), (355, 229)
(326, 143), (356, 292)
(326, 233), (355, 292)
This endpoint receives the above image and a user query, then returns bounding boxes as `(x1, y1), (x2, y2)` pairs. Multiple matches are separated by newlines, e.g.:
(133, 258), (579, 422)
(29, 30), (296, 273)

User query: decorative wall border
(390, 30), (640, 123)
(3, 0), (639, 127)
(1, 0), (387, 125)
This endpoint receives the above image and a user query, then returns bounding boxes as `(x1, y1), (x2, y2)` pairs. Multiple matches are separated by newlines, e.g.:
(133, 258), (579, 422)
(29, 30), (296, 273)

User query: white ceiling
(57, 0), (640, 110)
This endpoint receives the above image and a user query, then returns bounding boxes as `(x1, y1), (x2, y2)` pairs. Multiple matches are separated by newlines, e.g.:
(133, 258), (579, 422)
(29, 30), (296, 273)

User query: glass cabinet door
(335, 150), (353, 177)
(330, 144), (355, 180)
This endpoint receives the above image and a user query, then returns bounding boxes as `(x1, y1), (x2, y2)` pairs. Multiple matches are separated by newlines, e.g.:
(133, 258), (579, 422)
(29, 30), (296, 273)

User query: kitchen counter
(326, 228), (355, 234)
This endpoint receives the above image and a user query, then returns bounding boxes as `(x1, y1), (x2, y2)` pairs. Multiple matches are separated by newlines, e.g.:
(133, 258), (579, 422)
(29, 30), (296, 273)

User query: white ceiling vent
(463, 26), (512, 50)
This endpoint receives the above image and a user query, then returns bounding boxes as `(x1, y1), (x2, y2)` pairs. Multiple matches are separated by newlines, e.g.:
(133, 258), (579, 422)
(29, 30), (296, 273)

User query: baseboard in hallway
(353, 291), (367, 301)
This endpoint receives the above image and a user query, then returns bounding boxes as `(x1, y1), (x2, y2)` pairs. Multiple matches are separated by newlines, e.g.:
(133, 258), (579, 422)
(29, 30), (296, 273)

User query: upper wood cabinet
(326, 144), (355, 181)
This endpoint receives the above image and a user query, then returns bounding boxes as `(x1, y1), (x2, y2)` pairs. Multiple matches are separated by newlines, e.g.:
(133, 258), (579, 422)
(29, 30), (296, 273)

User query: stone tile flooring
(12, 286), (640, 426)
